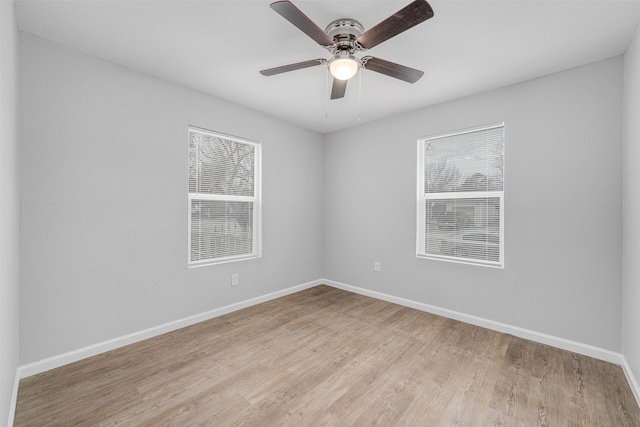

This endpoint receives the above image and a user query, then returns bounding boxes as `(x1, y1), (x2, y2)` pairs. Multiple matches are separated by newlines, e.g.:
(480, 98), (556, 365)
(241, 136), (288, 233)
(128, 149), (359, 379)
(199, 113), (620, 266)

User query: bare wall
(623, 23), (640, 389)
(0, 1), (20, 425)
(324, 57), (623, 352)
(18, 33), (325, 365)
(17, 27), (629, 372)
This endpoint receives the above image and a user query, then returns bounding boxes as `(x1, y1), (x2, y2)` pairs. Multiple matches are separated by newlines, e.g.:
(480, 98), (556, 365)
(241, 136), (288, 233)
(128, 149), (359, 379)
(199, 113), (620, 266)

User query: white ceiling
(15, 0), (640, 134)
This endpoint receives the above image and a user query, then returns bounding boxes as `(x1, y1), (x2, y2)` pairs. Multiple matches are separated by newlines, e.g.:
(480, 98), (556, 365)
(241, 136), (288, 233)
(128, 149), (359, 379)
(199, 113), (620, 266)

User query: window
(417, 123), (504, 267)
(188, 127), (261, 266)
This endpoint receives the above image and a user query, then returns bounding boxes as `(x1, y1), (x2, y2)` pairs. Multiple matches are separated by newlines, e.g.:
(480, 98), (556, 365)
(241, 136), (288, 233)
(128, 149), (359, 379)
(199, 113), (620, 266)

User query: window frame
(416, 123), (505, 268)
(188, 126), (262, 267)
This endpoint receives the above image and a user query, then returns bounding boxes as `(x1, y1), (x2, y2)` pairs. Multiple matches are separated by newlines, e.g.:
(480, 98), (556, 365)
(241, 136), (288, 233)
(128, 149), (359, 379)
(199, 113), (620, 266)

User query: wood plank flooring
(14, 285), (640, 426)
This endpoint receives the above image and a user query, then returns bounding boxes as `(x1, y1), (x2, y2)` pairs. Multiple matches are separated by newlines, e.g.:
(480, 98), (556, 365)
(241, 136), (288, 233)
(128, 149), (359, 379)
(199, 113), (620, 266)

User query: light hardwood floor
(14, 285), (640, 426)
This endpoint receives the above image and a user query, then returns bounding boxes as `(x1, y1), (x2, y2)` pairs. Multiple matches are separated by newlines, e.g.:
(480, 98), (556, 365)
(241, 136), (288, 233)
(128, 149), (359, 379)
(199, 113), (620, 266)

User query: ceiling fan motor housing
(325, 19), (365, 54)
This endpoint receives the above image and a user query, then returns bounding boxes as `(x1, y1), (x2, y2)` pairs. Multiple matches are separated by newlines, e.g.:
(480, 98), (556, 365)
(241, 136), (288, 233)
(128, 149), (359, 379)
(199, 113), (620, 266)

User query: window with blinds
(417, 123), (504, 267)
(188, 127), (261, 266)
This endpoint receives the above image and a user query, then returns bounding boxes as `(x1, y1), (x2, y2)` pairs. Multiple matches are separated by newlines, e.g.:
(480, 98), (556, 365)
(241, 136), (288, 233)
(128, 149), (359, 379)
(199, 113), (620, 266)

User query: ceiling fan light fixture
(261, 0), (434, 99)
(329, 54), (359, 81)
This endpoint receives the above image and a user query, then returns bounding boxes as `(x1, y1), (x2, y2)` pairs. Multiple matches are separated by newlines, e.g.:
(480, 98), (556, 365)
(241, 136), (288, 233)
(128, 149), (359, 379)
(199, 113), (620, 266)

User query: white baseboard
(18, 279), (322, 379)
(621, 355), (640, 407)
(7, 370), (19, 427)
(16, 277), (640, 410)
(323, 279), (625, 365)
(324, 279), (640, 407)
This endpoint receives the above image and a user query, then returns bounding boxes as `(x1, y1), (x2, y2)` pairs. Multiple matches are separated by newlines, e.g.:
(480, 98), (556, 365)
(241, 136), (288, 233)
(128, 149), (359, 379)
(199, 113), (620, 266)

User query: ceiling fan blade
(331, 78), (347, 99)
(260, 59), (326, 76)
(270, 1), (335, 47)
(361, 56), (424, 83)
(356, 0), (434, 50)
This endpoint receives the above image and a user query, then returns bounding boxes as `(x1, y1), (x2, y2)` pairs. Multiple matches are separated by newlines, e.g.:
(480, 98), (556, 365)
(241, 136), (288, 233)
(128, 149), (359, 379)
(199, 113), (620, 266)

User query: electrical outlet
(374, 262), (381, 272)
(231, 273), (239, 286)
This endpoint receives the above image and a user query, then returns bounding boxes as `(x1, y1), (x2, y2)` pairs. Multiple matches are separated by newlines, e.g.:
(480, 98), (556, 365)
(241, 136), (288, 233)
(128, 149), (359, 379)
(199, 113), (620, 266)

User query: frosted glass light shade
(329, 56), (359, 80)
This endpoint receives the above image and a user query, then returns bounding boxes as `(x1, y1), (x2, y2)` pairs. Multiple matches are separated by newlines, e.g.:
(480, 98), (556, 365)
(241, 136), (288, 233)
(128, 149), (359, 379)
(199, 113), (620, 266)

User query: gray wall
(0, 1), (20, 425)
(623, 24), (640, 390)
(324, 57), (624, 352)
(15, 22), (633, 380)
(18, 33), (325, 365)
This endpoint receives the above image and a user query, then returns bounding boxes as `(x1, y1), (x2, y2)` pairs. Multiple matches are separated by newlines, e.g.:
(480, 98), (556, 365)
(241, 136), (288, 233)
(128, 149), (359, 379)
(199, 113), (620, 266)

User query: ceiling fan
(259, 0), (435, 100)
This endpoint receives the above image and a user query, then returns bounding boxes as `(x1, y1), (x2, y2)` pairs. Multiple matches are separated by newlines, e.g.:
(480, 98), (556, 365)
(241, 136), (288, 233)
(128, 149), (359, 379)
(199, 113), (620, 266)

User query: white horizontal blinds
(189, 128), (258, 264)
(419, 124), (504, 267)
(190, 200), (254, 262)
(424, 125), (503, 194)
(188, 131), (255, 197)
(427, 197), (501, 262)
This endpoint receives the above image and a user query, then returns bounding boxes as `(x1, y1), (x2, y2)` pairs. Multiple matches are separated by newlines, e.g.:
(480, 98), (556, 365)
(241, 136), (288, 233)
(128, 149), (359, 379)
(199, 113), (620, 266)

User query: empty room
(3, 0), (640, 425)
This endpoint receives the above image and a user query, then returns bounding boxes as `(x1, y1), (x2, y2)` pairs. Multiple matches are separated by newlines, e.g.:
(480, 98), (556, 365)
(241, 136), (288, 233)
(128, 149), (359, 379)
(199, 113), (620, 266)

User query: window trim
(416, 122), (505, 268)
(188, 126), (262, 267)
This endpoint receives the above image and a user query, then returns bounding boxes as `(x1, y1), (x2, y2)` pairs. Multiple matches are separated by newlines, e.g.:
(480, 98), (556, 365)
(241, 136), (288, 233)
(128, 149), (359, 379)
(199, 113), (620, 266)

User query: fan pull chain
(325, 67), (329, 119)
(358, 69), (362, 121)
